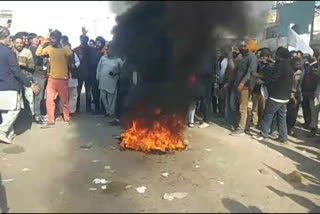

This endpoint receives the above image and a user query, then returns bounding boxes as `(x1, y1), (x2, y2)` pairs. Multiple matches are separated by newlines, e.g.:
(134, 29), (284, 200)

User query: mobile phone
(7, 19), (12, 24)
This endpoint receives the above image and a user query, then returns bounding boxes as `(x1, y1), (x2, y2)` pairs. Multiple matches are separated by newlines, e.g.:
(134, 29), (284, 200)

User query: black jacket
(0, 43), (31, 91)
(267, 59), (294, 101)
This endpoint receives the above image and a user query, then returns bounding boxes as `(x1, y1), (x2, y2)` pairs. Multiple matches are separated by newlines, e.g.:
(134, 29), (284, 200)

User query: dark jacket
(0, 43), (31, 91)
(252, 61), (274, 93)
(302, 69), (318, 98)
(29, 45), (47, 77)
(73, 45), (92, 79)
(267, 59), (294, 101)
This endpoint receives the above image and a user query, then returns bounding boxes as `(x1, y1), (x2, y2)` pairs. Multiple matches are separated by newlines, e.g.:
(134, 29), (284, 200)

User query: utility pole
(310, 1), (316, 42)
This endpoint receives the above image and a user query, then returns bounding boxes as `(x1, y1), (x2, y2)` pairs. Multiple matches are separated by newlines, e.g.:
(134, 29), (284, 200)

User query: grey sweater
(234, 52), (258, 89)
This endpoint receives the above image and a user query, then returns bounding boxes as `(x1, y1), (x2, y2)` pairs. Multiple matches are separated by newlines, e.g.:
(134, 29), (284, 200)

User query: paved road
(1, 110), (320, 213)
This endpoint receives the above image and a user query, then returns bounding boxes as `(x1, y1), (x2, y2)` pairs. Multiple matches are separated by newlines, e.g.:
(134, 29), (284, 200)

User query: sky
(0, 1), (118, 47)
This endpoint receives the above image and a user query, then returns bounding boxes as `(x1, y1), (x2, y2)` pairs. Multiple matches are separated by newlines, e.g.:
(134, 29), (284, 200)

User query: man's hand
(31, 83), (40, 94)
(237, 83), (245, 91)
(41, 38), (51, 46)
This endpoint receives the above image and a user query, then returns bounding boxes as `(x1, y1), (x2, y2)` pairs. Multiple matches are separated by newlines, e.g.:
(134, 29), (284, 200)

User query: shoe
(109, 119), (120, 126)
(199, 122), (210, 129)
(307, 128), (317, 138)
(7, 131), (16, 142)
(188, 123), (195, 128)
(64, 120), (70, 126)
(40, 123), (55, 129)
(303, 123), (310, 130)
(269, 132), (278, 140)
(278, 139), (288, 144)
(231, 129), (245, 136)
(252, 135), (267, 141)
(34, 116), (46, 124)
(0, 132), (12, 144)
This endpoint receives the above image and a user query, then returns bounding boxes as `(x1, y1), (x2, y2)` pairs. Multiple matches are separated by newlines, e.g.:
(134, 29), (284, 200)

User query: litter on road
(110, 146), (116, 150)
(96, 123), (101, 126)
(93, 178), (111, 184)
(161, 172), (169, 177)
(104, 166), (111, 170)
(205, 149), (212, 152)
(3, 178), (14, 182)
(101, 185), (107, 190)
(163, 192), (188, 201)
(136, 186), (147, 193)
(92, 160), (100, 163)
(195, 165), (200, 168)
(89, 188), (97, 191)
(80, 143), (93, 149)
(22, 168), (30, 172)
(217, 181), (224, 185)
(125, 185), (132, 189)
(108, 170), (115, 174)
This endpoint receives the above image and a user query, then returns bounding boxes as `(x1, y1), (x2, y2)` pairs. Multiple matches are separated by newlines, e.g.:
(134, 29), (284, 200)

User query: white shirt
(219, 58), (228, 84)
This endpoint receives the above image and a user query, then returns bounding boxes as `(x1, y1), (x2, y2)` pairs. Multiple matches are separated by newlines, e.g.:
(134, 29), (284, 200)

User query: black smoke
(110, 1), (250, 127)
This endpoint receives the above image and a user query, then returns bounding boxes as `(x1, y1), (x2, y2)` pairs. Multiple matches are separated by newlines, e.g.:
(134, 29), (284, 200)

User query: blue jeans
(261, 98), (288, 141)
(33, 75), (46, 117)
(225, 87), (238, 128)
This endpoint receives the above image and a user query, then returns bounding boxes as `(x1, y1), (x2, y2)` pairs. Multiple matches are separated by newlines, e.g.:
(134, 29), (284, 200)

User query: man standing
(286, 57), (303, 135)
(253, 47), (294, 144)
(0, 27), (38, 144)
(73, 35), (92, 113)
(36, 30), (73, 128)
(90, 36), (108, 115)
(12, 33), (35, 119)
(231, 40), (258, 136)
(251, 48), (273, 129)
(28, 33), (48, 124)
(309, 63), (320, 137)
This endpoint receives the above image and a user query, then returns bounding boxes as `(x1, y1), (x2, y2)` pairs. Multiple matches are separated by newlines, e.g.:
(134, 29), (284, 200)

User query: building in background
(0, 9), (12, 28)
(257, 1), (318, 52)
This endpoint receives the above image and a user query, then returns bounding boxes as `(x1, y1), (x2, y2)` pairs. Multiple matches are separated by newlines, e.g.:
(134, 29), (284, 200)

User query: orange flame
(120, 115), (185, 152)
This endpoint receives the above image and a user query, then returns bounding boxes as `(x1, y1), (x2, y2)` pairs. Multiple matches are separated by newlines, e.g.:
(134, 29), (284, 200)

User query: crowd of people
(188, 39), (320, 144)
(0, 26), (131, 144)
(0, 25), (320, 145)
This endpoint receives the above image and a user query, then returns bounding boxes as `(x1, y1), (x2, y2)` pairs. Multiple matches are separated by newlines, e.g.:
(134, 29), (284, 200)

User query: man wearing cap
(0, 27), (39, 143)
(231, 40), (258, 136)
(253, 47), (294, 144)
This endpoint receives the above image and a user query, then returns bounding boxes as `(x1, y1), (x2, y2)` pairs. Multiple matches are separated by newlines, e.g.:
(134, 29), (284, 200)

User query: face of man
(14, 38), (25, 52)
(293, 61), (301, 71)
(2, 35), (11, 46)
(80, 37), (88, 47)
(31, 37), (40, 46)
(23, 36), (29, 46)
(239, 44), (248, 55)
(95, 40), (103, 50)
(50, 36), (60, 47)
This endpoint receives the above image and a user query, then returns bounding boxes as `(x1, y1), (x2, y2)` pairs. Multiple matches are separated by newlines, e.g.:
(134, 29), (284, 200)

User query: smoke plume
(110, 1), (253, 127)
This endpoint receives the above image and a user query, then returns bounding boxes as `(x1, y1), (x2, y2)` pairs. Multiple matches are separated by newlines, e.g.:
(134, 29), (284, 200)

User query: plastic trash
(136, 186), (147, 193)
(2, 178), (14, 182)
(163, 192), (188, 201)
(161, 172), (169, 177)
